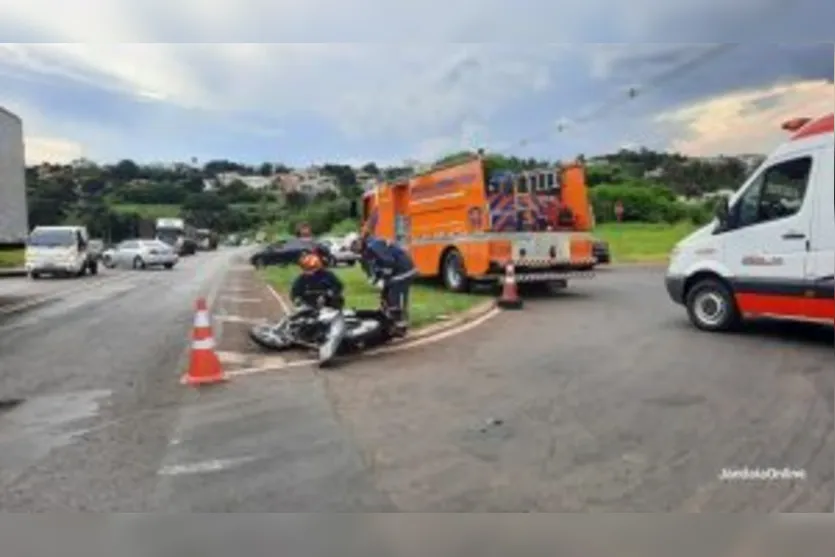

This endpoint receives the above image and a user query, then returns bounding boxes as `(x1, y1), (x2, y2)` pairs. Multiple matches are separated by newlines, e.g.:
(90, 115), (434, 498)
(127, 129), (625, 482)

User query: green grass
(0, 248), (24, 269)
(262, 265), (483, 329)
(595, 221), (698, 263)
(111, 203), (182, 218)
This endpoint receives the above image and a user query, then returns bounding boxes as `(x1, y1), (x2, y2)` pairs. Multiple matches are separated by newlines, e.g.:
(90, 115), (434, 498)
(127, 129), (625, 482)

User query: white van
(665, 113), (834, 331)
(25, 225), (99, 279)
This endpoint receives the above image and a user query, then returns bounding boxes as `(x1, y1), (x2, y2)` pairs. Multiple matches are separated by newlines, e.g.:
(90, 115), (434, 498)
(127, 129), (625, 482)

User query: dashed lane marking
(220, 296), (262, 303)
(158, 456), (257, 476)
(213, 314), (266, 325)
(216, 351), (250, 365)
(225, 358), (316, 378)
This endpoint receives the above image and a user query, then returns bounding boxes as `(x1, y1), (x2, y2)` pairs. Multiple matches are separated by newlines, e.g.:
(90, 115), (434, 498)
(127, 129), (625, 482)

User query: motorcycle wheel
(249, 323), (294, 351)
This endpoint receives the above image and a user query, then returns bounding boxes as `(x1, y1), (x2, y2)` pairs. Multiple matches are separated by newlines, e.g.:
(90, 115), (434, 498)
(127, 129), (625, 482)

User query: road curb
(0, 268), (27, 278)
(259, 272), (498, 346)
(395, 299), (497, 344)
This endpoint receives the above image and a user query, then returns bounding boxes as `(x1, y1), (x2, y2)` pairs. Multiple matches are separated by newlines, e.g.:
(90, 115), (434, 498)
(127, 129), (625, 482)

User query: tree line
(25, 148), (759, 242)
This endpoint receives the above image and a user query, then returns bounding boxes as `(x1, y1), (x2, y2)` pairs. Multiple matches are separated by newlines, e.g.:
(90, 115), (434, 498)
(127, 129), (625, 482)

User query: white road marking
(225, 358), (316, 378)
(213, 314), (266, 325)
(249, 354), (289, 368)
(265, 283), (291, 314)
(216, 351), (250, 365)
(158, 456), (256, 476)
(223, 286), (251, 293)
(220, 296), (262, 303)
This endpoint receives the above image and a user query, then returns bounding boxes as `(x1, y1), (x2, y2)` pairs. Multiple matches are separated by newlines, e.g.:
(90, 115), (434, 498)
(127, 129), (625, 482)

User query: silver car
(102, 239), (179, 270)
(319, 236), (359, 267)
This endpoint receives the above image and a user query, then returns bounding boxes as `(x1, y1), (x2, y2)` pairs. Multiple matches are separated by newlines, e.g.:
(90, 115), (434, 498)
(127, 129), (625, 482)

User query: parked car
(250, 238), (334, 268)
(25, 225), (98, 279)
(593, 239), (611, 264)
(101, 239), (178, 270)
(319, 236), (359, 267)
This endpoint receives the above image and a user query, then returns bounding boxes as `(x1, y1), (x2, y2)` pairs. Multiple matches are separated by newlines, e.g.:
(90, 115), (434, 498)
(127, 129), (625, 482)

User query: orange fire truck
(357, 153), (597, 292)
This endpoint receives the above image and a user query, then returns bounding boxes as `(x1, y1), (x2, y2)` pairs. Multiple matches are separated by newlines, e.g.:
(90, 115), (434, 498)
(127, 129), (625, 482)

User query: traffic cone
(181, 297), (226, 386)
(497, 262), (523, 309)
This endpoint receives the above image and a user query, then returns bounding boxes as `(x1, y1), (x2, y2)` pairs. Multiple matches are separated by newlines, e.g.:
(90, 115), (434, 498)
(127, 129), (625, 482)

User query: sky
(0, 1), (832, 168)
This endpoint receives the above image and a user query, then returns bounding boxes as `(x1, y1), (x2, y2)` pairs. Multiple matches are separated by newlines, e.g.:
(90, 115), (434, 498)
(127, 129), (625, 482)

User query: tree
(361, 162), (379, 175)
(181, 192), (229, 229)
(112, 159), (140, 182)
(258, 162), (273, 176)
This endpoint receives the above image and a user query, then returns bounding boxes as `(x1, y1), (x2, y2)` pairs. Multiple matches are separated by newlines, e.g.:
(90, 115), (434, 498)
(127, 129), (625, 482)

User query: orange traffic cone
(497, 262), (523, 309)
(181, 297), (226, 386)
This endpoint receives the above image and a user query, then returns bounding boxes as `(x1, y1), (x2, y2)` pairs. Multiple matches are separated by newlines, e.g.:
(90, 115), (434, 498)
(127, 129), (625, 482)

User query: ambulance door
(721, 153), (815, 315)
(805, 145), (834, 320)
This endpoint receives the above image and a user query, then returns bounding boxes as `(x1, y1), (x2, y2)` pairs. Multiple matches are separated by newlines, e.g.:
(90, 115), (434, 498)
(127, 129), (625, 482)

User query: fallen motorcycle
(248, 298), (396, 367)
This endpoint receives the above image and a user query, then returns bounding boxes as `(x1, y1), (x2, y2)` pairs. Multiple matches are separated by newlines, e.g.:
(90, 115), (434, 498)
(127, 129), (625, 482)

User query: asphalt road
(1, 262), (832, 511)
(0, 248), (240, 511)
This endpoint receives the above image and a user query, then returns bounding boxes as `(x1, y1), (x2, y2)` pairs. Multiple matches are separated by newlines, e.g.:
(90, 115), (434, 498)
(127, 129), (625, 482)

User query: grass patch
(0, 248), (24, 269)
(111, 203), (182, 218)
(595, 221), (698, 263)
(262, 265), (484, 329)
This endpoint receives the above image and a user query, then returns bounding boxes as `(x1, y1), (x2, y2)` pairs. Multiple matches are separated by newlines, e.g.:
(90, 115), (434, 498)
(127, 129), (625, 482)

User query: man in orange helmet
(290, 252), (344, 309)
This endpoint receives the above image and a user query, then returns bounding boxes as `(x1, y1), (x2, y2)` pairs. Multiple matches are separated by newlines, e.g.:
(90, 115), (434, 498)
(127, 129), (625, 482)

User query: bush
(590, 183), (692, 225)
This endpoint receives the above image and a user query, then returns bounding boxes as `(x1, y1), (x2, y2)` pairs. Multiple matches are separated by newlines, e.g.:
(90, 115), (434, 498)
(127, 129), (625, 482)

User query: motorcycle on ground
(248, 289), (398, 367)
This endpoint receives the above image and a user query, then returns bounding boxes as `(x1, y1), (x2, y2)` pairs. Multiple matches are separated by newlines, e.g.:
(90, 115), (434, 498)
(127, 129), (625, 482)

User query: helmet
(299, 253), (323, 272)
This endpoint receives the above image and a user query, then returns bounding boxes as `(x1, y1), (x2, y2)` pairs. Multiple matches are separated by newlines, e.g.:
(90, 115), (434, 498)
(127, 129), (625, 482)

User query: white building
(276, 167), (339, 196)
(215, 172), (277, 190)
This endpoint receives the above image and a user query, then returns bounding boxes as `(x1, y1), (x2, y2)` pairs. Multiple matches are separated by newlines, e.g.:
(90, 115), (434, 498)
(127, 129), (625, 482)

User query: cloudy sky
(0, 1), (832, 167)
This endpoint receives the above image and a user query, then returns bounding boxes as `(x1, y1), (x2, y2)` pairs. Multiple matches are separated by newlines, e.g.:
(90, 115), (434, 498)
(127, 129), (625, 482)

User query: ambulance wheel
(685, 277), (739, 332)
(441, 249), (468, 292)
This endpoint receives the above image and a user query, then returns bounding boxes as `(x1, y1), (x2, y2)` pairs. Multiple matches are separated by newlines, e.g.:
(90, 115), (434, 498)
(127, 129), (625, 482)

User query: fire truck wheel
(441, 249), (469, 292)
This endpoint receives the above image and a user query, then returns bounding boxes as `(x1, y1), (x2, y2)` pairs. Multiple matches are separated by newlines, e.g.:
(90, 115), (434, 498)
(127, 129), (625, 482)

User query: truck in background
(358, 153), (596, 292)
(0, 106), (28, 249)
(154, 217), (197, 256)
(196, 228), (219, 250)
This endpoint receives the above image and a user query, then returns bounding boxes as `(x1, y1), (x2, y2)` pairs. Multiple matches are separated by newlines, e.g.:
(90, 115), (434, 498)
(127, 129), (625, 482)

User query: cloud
(655, 79), (834, 156)
(25, 136), (86, 164)
(0, 2), (832, 165)
(2, 0), (833, 42)
(0, 43), (567, 143)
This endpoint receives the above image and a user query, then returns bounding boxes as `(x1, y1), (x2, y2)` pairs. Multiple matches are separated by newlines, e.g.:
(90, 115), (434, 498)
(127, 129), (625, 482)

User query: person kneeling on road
(290, 253), (345, 310)
(351, 234), (416, 337)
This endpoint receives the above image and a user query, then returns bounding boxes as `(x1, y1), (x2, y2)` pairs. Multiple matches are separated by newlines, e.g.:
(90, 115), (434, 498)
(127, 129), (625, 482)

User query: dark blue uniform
(290, 268), (344, 308)
(361, 237), (416, 327)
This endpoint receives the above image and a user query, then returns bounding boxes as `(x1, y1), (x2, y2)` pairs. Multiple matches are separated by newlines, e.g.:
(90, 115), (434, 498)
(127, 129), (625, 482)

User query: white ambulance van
(665, 113), (834, 331)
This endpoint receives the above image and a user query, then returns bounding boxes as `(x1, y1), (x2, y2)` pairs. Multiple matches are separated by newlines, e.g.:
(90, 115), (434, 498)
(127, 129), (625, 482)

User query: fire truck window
(501, 176), (514, 194)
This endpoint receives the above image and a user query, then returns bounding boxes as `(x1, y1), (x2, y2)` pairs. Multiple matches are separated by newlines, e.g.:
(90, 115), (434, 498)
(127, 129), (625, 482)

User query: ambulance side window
(733, 156), (812, 229)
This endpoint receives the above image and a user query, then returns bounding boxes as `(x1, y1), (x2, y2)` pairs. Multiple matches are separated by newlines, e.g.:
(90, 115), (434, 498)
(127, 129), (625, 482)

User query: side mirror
(714, 197), (729, 225)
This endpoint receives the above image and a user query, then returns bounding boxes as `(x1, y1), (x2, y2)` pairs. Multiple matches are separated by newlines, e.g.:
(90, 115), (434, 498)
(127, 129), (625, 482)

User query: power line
(514, 43), (741, 149)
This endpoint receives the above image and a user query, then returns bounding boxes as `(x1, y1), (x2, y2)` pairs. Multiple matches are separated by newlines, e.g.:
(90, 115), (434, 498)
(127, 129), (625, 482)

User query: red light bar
(781, 117), (812, 132)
